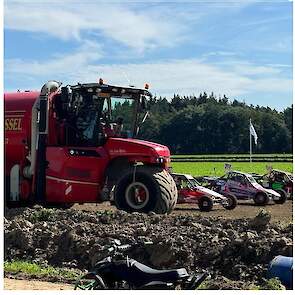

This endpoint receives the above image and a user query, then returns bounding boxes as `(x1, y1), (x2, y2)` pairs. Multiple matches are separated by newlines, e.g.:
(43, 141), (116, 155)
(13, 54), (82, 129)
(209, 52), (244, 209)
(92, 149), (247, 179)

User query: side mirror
(140, 96), (147, 110)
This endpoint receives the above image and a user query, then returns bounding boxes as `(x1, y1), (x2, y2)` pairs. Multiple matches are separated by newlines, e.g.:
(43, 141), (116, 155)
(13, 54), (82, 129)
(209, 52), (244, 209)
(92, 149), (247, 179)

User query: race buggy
(171, 173), (237, 212)
(252, 169), (293, 200)
(202, 171), (285, 205)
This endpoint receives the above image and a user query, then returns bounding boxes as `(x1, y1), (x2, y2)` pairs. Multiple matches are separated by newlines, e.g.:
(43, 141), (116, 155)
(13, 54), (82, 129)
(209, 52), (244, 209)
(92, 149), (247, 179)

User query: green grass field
(171, 161), (293, 177)
(172, 154), (292, 158)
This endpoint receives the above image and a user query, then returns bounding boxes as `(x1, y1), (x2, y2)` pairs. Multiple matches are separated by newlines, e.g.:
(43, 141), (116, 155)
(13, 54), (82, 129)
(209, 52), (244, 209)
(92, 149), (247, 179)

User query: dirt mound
(4, 206), (293, 289)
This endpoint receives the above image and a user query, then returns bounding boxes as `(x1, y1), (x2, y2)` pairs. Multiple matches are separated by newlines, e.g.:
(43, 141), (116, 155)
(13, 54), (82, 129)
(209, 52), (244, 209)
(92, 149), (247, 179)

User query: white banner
(250, 121), (258, 145)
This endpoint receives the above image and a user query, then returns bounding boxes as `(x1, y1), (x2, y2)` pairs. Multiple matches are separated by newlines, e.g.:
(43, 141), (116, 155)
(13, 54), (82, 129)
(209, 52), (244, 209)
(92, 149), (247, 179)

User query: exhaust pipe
(30, 81), (61, 203)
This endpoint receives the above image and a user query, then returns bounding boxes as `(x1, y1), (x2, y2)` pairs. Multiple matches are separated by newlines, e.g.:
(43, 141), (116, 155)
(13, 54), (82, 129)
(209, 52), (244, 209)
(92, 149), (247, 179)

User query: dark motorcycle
(74, 240), (208, 290)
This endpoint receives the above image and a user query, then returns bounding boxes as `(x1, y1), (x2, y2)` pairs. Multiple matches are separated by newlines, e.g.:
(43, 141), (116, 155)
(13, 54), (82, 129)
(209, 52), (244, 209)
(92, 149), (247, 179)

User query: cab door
(45, 146), (109, 203)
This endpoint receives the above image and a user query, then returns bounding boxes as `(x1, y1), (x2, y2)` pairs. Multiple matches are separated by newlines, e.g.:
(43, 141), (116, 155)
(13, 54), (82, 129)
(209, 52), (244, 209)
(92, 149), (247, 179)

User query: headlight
(156, 157), (165, 163)
(156, 157), (171, 164)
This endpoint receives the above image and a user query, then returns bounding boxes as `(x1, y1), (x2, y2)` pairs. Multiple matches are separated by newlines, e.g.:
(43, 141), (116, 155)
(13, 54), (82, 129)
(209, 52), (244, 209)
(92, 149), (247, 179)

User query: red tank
(5, 91), (39, 174)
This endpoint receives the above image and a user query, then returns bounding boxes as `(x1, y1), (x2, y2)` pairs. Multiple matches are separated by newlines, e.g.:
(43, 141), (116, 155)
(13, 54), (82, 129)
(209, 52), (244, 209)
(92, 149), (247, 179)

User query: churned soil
(4, 201), (293, 290)
(74, 200), (293, 225)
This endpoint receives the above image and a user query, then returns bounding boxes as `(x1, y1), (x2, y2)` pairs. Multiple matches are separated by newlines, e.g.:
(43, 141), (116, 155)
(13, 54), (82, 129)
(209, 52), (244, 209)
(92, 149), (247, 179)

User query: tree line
(135, 92), (293, 154)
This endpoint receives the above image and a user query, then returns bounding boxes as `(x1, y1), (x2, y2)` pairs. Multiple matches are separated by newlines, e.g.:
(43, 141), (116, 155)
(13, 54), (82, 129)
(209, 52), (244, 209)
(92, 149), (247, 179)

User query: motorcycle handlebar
(107, 241), (153, 253)
(117, 244), (132, 251)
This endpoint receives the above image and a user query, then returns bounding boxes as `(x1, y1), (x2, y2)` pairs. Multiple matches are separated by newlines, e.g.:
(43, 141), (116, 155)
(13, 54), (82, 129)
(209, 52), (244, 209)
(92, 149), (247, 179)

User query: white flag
(250, 120), (258, 145)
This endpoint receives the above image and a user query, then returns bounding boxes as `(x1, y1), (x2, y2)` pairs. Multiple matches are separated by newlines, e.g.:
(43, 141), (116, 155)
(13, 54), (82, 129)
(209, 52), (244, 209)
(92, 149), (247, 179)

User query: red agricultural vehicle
(4, 80), (177, 214)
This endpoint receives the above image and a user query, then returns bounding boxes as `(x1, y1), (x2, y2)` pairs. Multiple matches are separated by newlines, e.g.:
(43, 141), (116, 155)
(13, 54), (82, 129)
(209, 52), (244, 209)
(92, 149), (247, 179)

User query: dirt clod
(249, 209), (271, 230)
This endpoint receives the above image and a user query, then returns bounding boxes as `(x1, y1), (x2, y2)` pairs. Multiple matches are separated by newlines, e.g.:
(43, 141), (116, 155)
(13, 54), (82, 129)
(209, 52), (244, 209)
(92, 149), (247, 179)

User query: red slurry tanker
(4, 80), (177, 214)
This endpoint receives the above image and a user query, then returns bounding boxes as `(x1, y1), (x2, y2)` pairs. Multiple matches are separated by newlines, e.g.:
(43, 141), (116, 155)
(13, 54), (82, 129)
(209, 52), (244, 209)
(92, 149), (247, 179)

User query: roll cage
(221, 171), (257, 185)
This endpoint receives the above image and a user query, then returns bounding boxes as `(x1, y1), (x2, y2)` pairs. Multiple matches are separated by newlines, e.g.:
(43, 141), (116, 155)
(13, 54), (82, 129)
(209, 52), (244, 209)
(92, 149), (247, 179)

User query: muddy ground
(74, 200), (293, 225)
(4, 201), (293, 290)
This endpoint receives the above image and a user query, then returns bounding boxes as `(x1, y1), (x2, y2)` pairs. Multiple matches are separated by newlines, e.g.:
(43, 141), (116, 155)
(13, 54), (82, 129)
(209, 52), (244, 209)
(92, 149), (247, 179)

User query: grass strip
(171, 154), (293, 158)
(171, 161), (293, 176)
(4, 260), (81, 281)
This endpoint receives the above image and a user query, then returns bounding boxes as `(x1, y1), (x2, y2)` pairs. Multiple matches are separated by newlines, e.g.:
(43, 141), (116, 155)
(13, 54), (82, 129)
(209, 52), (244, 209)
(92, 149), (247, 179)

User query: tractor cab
(53, 80), (152, 147)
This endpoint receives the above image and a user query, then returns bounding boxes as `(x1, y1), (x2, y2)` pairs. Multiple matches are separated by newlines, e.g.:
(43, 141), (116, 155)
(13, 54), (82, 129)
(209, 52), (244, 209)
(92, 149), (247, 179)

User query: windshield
(102, 96), (148, 138)
(187, 178), (200, 187)
(247, 176), (257, 183)
(280, 171), (293, 182)
(55, 84), (150, 146)
(174, 175), (200, 189)
(286, 173), (293, 181)
(102, 97), (135, 136)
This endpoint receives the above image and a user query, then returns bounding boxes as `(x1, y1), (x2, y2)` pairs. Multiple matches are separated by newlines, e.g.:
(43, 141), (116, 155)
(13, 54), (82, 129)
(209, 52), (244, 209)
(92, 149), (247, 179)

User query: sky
(4, 0), (293, 110)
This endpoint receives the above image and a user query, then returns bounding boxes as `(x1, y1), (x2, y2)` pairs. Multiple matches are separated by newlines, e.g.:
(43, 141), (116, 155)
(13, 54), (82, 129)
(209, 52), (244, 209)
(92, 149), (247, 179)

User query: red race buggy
(171, 173), (237, 212)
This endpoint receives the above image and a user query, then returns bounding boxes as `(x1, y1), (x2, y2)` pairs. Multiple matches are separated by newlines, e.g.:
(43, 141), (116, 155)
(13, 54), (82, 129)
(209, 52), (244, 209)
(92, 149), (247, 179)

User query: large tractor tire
(253, 192), (269, 205)
(114, 166), (177, 214)
(273, 189), (287, 204)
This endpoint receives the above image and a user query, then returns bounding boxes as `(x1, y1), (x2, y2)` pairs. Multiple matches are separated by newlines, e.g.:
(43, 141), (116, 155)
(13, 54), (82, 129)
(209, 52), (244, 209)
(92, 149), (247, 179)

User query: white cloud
(5, 41), (103, 78)
(4, 0), (292, 104)
(5, 54), (292, 99)
(214, 61), (282, 75)
(203, 51), (237, 57)
(4, 0), (187, 51)
(250, 78), (292, 93)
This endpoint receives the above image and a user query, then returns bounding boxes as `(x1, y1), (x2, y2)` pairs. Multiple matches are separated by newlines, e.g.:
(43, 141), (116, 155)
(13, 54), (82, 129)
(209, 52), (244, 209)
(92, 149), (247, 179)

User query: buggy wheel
(223, 194), (237, 210)
(273, 189), (287, 204)
(198, 196), (213, 212)
(253, 192), (269, 205)
(74, 273), (106, 290)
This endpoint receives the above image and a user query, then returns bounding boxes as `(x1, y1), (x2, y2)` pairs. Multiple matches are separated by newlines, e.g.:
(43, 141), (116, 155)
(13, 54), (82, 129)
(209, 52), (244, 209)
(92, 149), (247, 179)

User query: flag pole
(249, 118), (252, 163)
